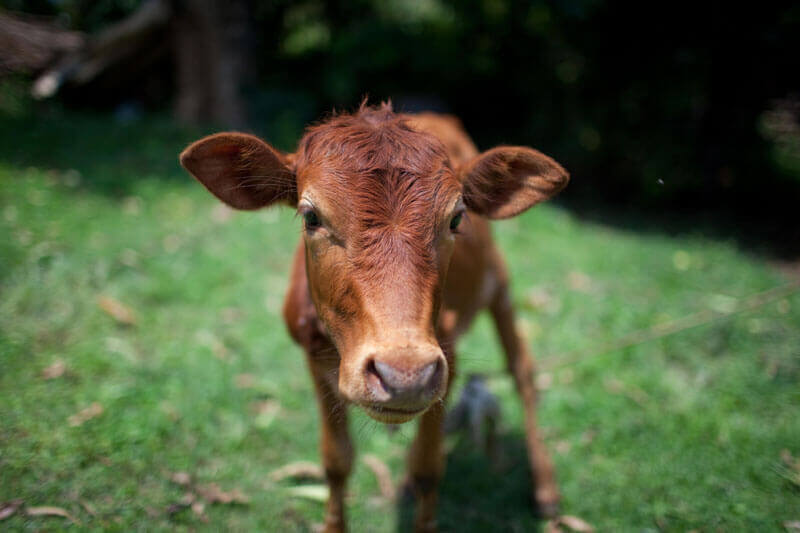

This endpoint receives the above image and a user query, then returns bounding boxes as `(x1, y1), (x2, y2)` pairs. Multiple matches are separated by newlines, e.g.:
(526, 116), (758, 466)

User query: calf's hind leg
(488, 282), (559, 517)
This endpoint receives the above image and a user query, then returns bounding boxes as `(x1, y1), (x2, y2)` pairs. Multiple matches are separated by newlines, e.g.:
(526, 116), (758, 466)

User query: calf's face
(180, 110), (568, 423)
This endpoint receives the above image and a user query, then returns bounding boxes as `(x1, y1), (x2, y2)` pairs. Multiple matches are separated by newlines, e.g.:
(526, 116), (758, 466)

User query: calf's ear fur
(460, 146), (569, 219)
(180, 132), (297, 209)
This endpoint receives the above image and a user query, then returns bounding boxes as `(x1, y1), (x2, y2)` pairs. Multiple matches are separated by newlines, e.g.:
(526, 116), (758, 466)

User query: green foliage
(256, 0), (800, 208)
(1, 112), (798, 530)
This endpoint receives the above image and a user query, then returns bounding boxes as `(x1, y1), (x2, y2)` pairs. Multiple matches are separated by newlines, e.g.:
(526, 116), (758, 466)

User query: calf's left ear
(460, 146), (569, 219)
(180, 132), (297, 209)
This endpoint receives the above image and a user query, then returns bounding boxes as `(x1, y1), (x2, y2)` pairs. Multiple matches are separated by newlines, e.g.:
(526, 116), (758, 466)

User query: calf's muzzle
(354, 344), (447, 422)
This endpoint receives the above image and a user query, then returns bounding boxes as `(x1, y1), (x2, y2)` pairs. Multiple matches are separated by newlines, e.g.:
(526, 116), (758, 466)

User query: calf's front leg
(308, 349), (353, 532)
(407, 401), (446, 532)
(405, 339), (454, 532)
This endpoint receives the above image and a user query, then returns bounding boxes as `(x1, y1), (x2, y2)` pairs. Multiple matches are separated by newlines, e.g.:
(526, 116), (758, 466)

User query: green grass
(1, 111), (798, 532)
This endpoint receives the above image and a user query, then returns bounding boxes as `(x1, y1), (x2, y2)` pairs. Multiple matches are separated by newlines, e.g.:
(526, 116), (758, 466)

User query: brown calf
(180, 103), (569, 531)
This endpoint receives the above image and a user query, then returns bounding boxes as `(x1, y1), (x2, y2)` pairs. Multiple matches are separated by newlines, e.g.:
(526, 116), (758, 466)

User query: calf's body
(180, 104), (568, 531)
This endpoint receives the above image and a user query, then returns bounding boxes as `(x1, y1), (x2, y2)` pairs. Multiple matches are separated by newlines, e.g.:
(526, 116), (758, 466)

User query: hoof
(399, 476), (415, 502)
(322, 512), (345, 533)
(533, 499), (560, 519)
(414, 518), (437, 533)
(532, 488), (560, 519)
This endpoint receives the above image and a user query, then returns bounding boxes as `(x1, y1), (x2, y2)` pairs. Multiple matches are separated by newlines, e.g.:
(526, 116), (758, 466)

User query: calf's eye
(449, 212), (463, 231)
(303, 210), (321, 230)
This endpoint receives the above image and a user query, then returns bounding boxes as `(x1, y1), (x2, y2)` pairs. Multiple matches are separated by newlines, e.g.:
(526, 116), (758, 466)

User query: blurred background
(1, 1), (799, 531)
(2, 0), (800, 241)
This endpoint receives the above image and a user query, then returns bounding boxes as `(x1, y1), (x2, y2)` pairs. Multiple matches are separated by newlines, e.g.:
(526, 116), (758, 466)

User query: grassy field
(1, 111), (798, 532)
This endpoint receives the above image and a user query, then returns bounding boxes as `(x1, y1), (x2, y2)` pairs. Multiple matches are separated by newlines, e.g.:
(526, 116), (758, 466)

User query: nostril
(365, 358), (379, 379)
(366, 358), (392, 392)
(372, 360), (400, 390)
(417, 360), (438, 387)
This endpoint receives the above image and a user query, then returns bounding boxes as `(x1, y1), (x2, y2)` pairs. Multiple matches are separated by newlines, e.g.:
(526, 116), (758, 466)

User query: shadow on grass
(0, 109), (305, 199)
(397, 433), (543, 533)
(0, 113), (198, 195)
(562, 196), (800, 261)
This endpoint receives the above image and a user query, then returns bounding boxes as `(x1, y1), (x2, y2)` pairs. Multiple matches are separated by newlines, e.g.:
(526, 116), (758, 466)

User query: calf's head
(180, 105), (568, 423)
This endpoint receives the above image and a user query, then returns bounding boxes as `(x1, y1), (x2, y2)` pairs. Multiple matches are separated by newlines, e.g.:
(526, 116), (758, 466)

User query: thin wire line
(535, 280), (800, 372)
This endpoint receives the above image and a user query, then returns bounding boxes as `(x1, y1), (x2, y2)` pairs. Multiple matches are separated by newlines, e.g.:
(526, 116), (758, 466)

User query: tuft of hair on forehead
(296, 101), (451, 176)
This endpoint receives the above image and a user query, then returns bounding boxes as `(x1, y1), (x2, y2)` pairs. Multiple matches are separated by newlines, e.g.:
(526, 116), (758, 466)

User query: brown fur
(180, 102), (569, 532)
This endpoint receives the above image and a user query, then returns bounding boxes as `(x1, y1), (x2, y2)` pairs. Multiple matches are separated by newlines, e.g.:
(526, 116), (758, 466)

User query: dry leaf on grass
(166, 492), (196, 515)
(604, 378), (624, 393)
(162, 235), (181, 253)
(160, 402), (181, 421)
(362, 454), (395, 500)
(604, 378), (649, 406)
(536, 372), (554, 391)
(166, 502), (189, 515)
(170, 471), (192, 487)
(526, 286), (554, 310)
(234, 373), (256, 389)
(211, 203), (234, 223)
(68, 402), (104, 427)
(196, 483), (250, 505)
(191, 502), (209, 523)
(41, 359), (66, 380)
(164, 472), (249, 518)
(580, 430), (597, 446)
(567, 271), (592, 292)
(79, 500), (97, 516)
(515, 317), (542, 341)
(784, 520), (800, 532)
(781, 449), (799, 470)
(278, 507), (315, 531)
(780, 449), (800, 487)
(97, 295), (136, 325)
(0, 499), (23, 520)
(558, 515), (595, 532)
(221, 307), (243, 323)
(195, 330), (229, 361)
(544, 520), (562, 533)
(250, 399), (281, 429)
(269, 461), (324, 482)
(286, 485), (329, 503)
(26, 505), (80, 525)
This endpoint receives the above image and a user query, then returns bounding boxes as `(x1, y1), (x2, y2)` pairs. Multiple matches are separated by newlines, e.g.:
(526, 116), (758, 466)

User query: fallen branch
(0, 12), (84, 74)
(31, 0), (171, 98)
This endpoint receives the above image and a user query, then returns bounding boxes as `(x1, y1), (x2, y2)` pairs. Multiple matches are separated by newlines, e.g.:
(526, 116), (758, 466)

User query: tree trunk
(172, 0), (252, 128)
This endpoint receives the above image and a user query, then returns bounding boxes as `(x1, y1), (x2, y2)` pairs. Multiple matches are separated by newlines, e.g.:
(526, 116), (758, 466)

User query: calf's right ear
(179, 132), (297, 209)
